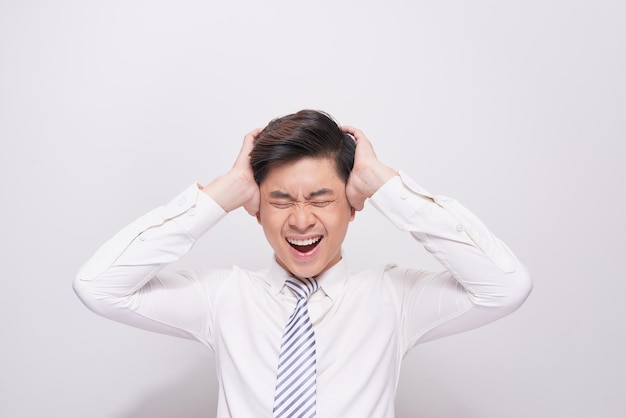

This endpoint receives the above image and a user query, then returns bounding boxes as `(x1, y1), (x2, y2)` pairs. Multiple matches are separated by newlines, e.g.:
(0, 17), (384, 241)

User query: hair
(250, 109), (356, 185)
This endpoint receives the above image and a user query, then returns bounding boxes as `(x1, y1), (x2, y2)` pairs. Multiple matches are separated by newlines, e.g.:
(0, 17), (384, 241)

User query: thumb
(346, 182), (366, 212)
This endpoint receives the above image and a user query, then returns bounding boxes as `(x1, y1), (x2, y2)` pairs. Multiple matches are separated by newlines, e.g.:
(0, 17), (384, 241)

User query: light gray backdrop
(1, 1), (624, 417)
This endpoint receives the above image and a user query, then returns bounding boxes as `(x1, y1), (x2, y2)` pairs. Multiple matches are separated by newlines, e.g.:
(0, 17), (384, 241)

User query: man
(74, 109), (532, 417)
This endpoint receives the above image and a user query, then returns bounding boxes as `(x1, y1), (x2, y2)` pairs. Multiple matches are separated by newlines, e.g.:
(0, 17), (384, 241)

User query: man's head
(251, 110), (356, 279)
(250, 109), (356, 186)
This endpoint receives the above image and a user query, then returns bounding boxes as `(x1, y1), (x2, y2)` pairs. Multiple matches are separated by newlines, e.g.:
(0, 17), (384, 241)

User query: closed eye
(270, 202), (294, 209)
(269, 200), (336, 209)
(309, 200), (334, 208)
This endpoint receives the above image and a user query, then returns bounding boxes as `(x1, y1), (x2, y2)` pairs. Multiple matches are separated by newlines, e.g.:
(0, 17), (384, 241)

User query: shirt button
(188, 207), (196, 216)
(456, 224), (464, 232)
(139, 234), (146, 241)
(400, 193), (408, 200)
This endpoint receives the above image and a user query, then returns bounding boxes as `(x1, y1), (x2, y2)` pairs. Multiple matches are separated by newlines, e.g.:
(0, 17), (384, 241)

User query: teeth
(287, 236), (321, 246)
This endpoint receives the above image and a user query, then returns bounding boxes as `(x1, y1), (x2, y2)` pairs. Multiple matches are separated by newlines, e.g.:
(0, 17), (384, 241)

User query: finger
(341, 125), (362, 136)
(349, 199), (365, 212)
(236, 128), (263, 162)
(244, 127), (263, 141)
(244, 191), (260, 216)
(245, 206), (259, 216)
(352, 201), (365, 212)
(243, 128), (263, 149)
(341, 125), (370, 144)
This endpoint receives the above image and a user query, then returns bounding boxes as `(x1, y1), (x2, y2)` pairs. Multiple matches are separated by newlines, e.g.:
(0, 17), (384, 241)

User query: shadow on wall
(119, 359), (218, 418)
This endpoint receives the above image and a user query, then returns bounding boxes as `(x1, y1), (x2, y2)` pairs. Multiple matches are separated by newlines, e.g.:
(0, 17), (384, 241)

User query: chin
(285, 263), (322, 280)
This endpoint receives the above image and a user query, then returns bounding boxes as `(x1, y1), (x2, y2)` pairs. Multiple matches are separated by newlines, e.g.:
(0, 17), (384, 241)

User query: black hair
(250, 109), (355, 185)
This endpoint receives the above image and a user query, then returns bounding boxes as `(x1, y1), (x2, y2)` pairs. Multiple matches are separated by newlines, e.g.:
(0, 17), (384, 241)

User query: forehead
(260, 157), (344, 194)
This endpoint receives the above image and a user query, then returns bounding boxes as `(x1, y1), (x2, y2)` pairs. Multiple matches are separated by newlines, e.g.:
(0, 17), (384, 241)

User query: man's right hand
(201, 129), (262, 216)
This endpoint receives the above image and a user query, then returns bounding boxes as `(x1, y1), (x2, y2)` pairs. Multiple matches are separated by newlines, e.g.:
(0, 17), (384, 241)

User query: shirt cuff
(369, 171), (435, 231)
(165, 183), (227, 239)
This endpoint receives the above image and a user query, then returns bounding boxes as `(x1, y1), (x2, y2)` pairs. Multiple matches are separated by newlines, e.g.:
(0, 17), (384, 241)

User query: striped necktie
(273, 277), (319, 418)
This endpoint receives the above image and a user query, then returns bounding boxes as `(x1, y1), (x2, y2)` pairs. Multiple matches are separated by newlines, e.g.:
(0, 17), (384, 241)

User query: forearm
(370, 172), (532, 310)
(74, 183), (226, 313)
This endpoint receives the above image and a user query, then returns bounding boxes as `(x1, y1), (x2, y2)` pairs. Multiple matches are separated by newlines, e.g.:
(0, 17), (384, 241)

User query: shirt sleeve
(73, 183), (229, 349)
(369, 172), (532, 353)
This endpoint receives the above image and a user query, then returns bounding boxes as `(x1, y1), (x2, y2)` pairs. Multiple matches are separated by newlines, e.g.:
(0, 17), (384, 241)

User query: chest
(213, 275), (400, 363)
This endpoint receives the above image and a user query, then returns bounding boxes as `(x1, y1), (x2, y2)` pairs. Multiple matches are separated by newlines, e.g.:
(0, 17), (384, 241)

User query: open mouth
(286, 236), (322, 253)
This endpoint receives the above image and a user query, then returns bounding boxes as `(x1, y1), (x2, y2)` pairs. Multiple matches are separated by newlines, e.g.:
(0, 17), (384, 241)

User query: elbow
(519, 263), (533, 298)
(73, 272), (95, 312)
(495, 263), (533, 314)
(470, 263), (532, 314)
(72, 270), (112, 317)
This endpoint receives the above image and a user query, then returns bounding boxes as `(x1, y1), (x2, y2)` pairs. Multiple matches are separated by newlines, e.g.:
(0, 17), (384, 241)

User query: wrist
(366, 164), (398, 197)
(202, 172), (255, 212)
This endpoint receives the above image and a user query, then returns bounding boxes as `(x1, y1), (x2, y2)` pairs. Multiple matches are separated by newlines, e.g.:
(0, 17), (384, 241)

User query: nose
(287, 204), (317, 232)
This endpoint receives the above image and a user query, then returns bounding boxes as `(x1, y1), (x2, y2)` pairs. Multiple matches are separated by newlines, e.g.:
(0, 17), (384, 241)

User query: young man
(74, 110), (532, 417)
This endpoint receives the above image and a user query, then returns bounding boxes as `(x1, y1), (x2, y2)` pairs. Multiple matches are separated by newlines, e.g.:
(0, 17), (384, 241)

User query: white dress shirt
(74, 172), (532, 417)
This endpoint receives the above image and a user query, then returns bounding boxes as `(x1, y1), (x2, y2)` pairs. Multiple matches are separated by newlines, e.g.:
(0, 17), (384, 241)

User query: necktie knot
(285, 277), (318, 301)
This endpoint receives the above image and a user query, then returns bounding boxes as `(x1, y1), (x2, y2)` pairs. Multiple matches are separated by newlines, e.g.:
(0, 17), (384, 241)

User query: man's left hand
(342, 126), (397, 211)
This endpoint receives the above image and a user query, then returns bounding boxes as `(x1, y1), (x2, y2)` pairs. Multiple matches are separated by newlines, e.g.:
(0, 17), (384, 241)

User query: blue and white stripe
(273, 277), (319, 418)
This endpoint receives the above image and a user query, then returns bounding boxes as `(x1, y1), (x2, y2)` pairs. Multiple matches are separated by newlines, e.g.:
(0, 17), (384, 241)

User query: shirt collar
(266, 252), (348, 301)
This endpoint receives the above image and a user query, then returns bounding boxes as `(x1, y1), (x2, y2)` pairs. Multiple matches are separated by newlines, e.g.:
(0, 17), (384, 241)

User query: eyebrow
(307, 188), (334, 199)
(268, 188), (335, 200)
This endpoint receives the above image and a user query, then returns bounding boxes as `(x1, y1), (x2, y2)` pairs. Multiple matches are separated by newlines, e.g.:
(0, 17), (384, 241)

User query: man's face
(257, 157), (355, 279)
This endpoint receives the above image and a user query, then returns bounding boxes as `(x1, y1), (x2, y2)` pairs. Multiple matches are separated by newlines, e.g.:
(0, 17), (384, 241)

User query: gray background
(1, 0), (624, 417)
